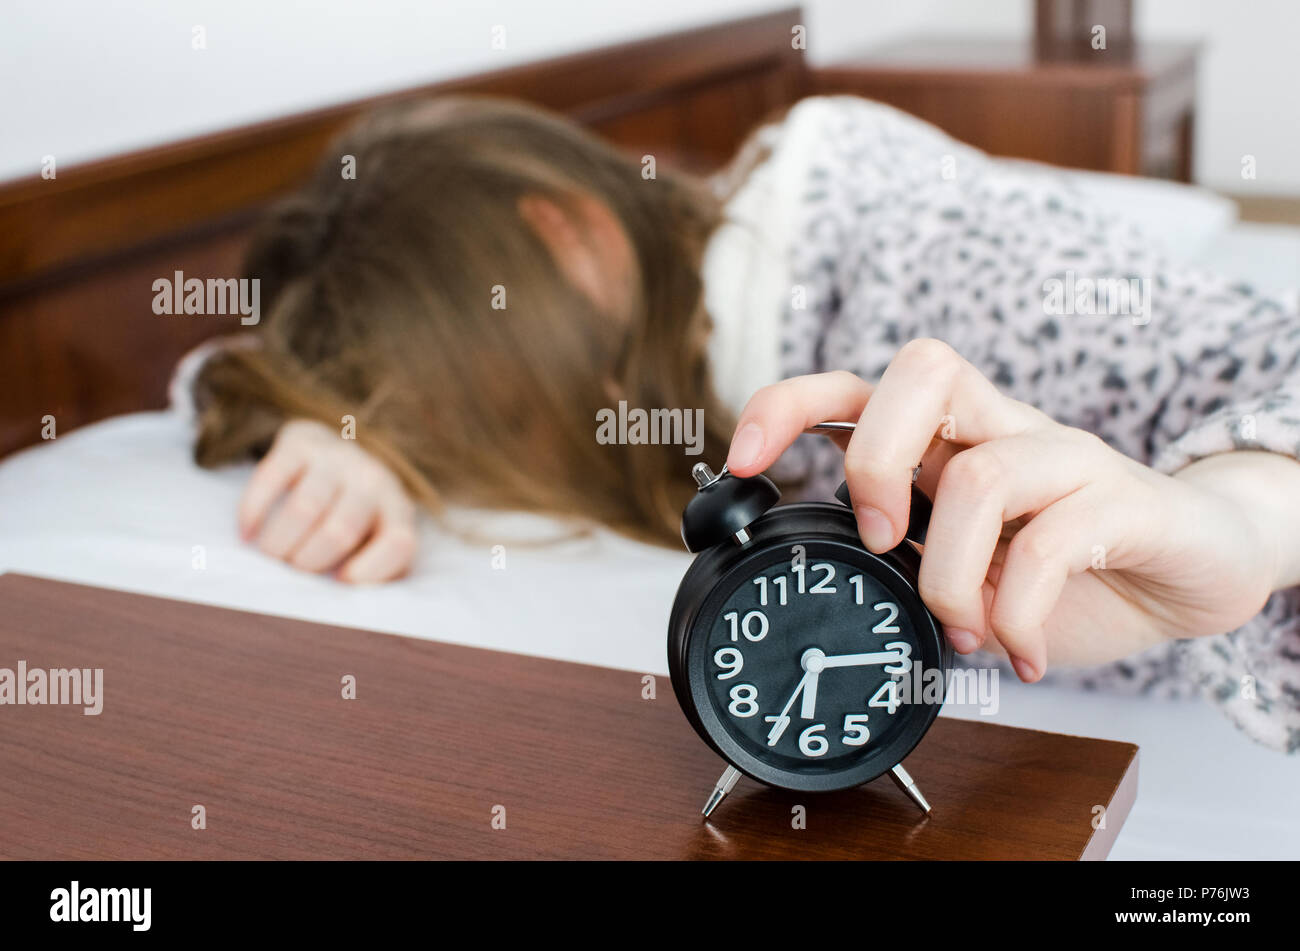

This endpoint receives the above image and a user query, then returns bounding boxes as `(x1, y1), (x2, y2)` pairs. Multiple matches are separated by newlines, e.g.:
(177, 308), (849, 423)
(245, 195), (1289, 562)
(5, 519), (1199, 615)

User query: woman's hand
(238, 419), (418, 583)
(726, 339), (1282, 682)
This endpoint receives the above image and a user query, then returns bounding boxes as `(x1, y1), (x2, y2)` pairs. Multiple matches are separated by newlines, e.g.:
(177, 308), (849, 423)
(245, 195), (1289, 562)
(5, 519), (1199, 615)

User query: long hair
(193, 94), (736, 546)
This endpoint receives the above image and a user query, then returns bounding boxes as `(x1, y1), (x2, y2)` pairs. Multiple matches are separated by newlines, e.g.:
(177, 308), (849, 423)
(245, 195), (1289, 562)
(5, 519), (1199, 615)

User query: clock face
(684, 539), (944, 791)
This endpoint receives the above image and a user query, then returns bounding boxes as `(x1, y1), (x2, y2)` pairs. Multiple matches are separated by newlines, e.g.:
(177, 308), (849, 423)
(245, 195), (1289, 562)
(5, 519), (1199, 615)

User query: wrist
(1171, 451), (1300, 592)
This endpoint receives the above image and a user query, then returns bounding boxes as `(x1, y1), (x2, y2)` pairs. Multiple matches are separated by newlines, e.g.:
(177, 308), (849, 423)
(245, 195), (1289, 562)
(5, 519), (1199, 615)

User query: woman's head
(195, 94), (734, 545)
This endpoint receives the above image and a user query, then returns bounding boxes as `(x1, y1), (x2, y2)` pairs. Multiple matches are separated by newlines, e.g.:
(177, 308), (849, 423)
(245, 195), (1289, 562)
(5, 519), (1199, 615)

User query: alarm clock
(667, 422), (951, 818)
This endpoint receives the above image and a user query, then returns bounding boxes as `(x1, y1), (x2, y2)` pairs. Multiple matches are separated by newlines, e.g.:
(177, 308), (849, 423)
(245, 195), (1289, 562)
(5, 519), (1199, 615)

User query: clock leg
(701, 765), (741, 818)
(889, 763), (932, 815)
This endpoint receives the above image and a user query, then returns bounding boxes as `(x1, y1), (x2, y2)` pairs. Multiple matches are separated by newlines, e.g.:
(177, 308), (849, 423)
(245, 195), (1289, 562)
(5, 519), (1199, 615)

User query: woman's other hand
(238, 420), (418, 583)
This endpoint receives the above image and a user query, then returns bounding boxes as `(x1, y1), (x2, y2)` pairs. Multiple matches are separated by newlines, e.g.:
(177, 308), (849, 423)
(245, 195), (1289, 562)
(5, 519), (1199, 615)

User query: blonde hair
(194, 95), (736, 546)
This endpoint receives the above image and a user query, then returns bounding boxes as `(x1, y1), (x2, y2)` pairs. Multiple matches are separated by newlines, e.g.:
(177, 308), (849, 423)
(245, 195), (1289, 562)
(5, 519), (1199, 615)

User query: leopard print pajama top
(704, 96), (1300, 753)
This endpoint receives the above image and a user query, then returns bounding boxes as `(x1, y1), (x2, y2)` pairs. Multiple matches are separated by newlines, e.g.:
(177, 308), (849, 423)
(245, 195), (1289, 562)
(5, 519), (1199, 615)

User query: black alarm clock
(668, 422), (951, 818)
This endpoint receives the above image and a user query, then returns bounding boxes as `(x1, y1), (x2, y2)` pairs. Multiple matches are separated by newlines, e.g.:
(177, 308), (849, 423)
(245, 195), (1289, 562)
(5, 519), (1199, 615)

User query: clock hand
(769, 648), (832, 742)
(800, 669), (820, 720)
(765, 669), (814, 745)
(798, 647), (826, 720)
(818, 650), (904, 669)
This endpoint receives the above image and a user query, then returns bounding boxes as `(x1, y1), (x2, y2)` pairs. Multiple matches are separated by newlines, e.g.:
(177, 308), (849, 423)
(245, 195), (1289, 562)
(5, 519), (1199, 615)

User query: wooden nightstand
(814, 37), (1200, 181)
(0, 573), (1138, 859)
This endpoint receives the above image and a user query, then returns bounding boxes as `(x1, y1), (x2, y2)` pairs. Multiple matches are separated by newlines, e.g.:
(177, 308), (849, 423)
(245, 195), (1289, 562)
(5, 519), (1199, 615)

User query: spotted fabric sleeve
(774, 96), (1300, 752)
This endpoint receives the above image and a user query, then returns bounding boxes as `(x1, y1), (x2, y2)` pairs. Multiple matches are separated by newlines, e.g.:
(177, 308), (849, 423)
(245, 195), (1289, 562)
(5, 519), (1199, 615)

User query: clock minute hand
(765, 669), (814, 745)
(818, 650), (904, 669)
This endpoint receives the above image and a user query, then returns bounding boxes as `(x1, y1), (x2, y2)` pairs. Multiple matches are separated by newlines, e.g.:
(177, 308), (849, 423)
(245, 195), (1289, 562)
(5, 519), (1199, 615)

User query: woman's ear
(602, 377), (626, 403)
(517, 194), (580, 251)
(517, 192), (634, 322)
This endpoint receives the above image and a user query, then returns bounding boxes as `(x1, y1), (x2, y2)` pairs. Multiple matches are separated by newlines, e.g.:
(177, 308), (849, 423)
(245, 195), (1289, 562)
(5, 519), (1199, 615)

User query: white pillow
(1005, 159), (1240, 261)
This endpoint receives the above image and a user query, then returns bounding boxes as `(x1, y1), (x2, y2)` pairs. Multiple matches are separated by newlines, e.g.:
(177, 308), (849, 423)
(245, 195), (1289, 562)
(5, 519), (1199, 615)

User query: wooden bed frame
(0, 7), (806, 459)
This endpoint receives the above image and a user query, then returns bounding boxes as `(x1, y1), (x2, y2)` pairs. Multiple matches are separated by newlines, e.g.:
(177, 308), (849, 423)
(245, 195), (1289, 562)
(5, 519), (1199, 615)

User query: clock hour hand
(799, 670), (819, 720)
(796, 646), (828, 721)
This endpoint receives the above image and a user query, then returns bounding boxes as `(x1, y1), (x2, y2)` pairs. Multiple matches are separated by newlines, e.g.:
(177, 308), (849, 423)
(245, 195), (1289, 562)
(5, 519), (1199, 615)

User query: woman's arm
(1174, 450), (1300, 592)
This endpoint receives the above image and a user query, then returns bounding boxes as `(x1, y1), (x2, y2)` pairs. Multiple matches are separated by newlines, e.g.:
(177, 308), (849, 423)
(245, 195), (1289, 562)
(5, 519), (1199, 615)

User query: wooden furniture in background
(1035, 0), (1134, 60)
(0, 573), (1138, 860)
(0, 7), (808, 460)
(814, 37), (1198, 181)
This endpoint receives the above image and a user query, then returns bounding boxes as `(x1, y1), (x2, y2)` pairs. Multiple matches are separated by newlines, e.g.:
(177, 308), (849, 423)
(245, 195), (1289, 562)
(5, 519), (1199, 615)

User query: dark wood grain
(0, 574), (1137, 860)
(0, 7), (807, 460)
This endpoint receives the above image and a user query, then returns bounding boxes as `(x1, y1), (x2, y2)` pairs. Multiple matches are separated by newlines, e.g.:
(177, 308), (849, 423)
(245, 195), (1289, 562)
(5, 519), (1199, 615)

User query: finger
(238, 441), (308, 540)
(912, 438), (962, 500)
(257, 468), (340, 559)
(289, 485), (381, 573)
(919, 431), (1101, 655)
(725, 371), (874, 476)
(988, 482), (1144, 682)
(338, 506), (418, 583)
(844, 338), (1045, 551)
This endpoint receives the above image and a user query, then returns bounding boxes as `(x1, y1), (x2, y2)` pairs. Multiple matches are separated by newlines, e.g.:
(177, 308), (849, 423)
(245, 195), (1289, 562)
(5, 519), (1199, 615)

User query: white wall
(3, 0), (1297, 194)
(807, 0), (1029, 55)
(0, 0), (779, 180)
(810, 0), (1300, 195)
(1138, 0), (1300, 194)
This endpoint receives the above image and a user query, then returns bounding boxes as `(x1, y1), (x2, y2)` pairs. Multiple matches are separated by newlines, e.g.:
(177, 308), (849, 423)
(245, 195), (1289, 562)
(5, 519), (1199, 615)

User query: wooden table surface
(0, 573), (1137, 860)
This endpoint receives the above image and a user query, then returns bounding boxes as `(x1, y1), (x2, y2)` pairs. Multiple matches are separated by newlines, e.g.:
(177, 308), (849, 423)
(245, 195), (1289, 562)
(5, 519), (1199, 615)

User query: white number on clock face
(841, 714), (871, 746)
(872, 601), (901, 634)
(788, 563), (836, 595)
(713, 647), (743, 680)
(754, 571), (896, 624)
(883, 640), (912, 674)
(728, 683), (759, 717)
(724, 610), (769, 642)
(798, 723), (829, 757)
(869, 680), (900, 714)
(712, 558), (920, 762)
(808, 563), (836, 594)
(752, 576), (789, 606)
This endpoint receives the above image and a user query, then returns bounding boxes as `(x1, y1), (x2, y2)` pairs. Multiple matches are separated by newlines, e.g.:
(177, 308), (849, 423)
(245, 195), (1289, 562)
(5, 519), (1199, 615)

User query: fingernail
(855, 505), (895, 552)
(1011, 656), (1040, 683)
(945, 627), (979, 653)
(727, 422), (764, 471)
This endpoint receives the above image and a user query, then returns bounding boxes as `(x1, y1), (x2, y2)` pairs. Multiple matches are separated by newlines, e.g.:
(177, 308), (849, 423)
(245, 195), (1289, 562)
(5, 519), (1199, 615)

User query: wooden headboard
(0, 7), (806, 459)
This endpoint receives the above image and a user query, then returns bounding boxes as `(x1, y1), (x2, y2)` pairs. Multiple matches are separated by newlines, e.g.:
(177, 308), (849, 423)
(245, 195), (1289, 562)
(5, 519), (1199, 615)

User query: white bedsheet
(0, 410), (1295, 859)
